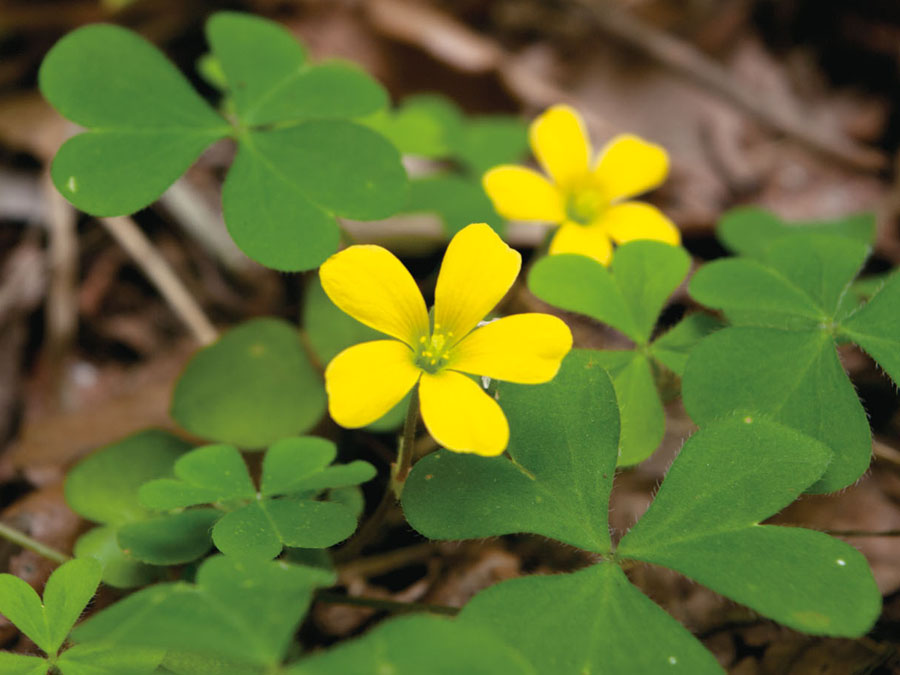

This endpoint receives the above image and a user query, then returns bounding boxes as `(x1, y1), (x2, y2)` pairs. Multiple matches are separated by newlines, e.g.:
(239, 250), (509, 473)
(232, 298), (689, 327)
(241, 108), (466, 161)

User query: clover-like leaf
(39, 24), (228, 216)
(288, 614), (535, 675)
(139, 438), (372, 560)
(139, 444), (255, 510)
(206, 12), (386, 125)
(402, 350), (619, 553)
(72, 556), (335, 669)
(261, 437), (375, 497)
(529, 242), (690, 343)
(717, 206), (875, 259)
(171, 318), (325, 449)
(42, 13), (407, 273)
(459, 563), (722, 674)
(682, 328), (870, 493)
(0, 558), (101, 657)
(528, 242), (694, 465)
(213, 499), (357, 560)
(618, 418), (881, 636)
(686, 234), (892, 492)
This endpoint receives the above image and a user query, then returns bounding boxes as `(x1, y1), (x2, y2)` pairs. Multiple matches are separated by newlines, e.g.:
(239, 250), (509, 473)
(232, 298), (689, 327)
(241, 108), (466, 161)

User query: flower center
(414, 326), (454, 374)
(565, 187), (607, 226)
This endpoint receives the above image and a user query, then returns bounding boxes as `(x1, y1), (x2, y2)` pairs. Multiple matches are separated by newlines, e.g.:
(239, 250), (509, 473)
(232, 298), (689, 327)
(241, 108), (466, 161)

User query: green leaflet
(528, 242), (711, 464)
(407, 174), (504, 236)
(364, 93), (526, 236)
(65, 430), (190, 587)
(618, 419), (881, 637)
(171, 318), (325, 449)
(73, 526), (163, 589)
(591, 350), (664, 466)
(840, 270), (900, 384)
(402, 350), (619, 553)
(682, 328), (870, 493)
(649, 313), (723, 376)
(138, 438), (373, 560)
(0, 559), (101, 656)
(55, 644), (163, 675)
(40, 13), (407, 272)
(39, 23), (227, 216)
(717, 206), (875, 259)
(205, 13), (386, 125)
(0, 653), (48, 675)
(459, 563), (723, 674)
(687, 232), (894, 492)
(65, 430), (191, 526)
(117, 509), (219, 565)
(72, 556), (335, 669)
(288, 614), (535, 675)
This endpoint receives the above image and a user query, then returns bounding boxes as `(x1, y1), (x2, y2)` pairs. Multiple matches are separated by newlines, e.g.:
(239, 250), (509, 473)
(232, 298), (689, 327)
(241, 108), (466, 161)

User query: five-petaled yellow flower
(320, 223), (573, 457)
(483, 104), (680, 265)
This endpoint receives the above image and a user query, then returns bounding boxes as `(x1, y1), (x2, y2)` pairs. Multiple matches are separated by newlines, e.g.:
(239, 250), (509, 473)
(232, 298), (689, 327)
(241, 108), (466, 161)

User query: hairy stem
(0, 522), (70, 565)
(334, 391), (420, 562)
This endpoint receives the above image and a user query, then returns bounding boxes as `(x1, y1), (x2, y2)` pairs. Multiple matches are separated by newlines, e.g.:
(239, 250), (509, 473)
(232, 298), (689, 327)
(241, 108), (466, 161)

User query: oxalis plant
(1, 10), (898, 675)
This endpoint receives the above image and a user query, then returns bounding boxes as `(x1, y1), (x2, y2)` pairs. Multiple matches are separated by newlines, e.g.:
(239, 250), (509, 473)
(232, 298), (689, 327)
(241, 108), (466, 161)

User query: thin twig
(339, 542), (436, 579)
(41, 172), (78, 408)
(0, 522), (70, 565)
(315, 589), (458, 616)
(101, 216), (218, 346)
(824, 529), (900, 538)
(573, 0), (886, 171)
(158, 179), (253, 276)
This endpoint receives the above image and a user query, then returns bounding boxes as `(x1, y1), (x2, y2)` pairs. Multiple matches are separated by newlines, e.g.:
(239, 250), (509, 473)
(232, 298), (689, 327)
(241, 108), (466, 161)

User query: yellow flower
(483, 104), (680, 265)
(319, 222), (573, 457)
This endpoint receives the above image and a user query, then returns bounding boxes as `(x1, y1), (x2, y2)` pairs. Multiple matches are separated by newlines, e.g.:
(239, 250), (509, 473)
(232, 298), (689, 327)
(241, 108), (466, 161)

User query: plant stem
(393, 388), (420, 494)
(315, 589), (458, 616)
(0, 522), (70, 565)
(334, 391), (420, 563)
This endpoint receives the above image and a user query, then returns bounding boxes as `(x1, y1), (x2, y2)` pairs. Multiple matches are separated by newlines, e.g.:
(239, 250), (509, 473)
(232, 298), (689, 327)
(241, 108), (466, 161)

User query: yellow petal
(549, 222), (613, 265)
(419, 370), (508, 456)
(601, 202), (681, 246)
(451, 314), (572, 383)
(325, 340), (420, 428)
(482, 166), (565, 223)
(529, 105), (591, 189)
(320, 245), (429, 347)
(593, 134), (669, 201)
(434, 223), (522, 342)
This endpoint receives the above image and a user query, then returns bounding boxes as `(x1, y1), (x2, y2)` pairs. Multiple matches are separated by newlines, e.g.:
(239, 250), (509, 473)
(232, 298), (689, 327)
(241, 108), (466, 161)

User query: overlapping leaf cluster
(684, 209), (897, 492)
(528, 241), (718, 464)
(40, 12), (406, 271)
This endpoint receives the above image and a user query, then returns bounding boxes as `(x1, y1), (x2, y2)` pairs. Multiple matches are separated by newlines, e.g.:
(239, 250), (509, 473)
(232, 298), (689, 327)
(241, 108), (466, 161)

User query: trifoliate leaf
(618, 419), (881, 636)
(403, 350), (619, 553)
